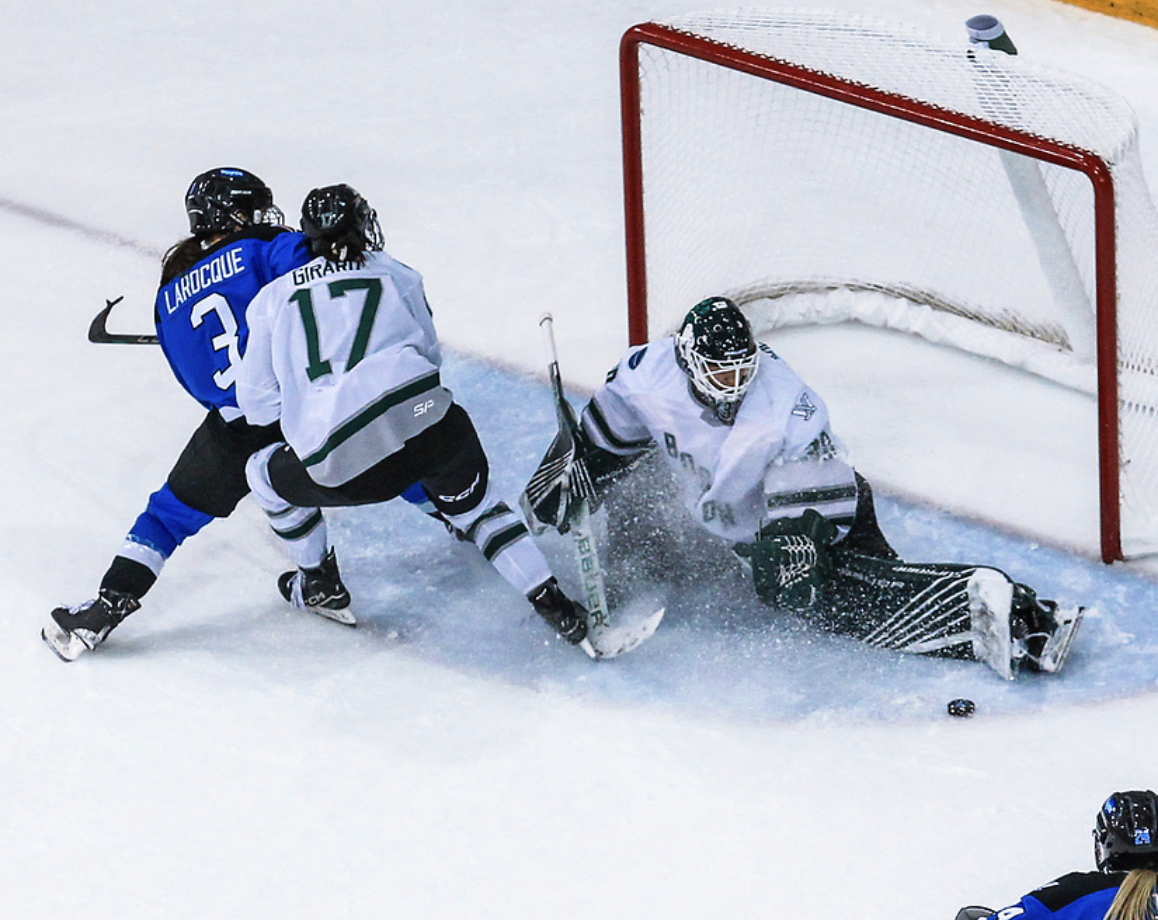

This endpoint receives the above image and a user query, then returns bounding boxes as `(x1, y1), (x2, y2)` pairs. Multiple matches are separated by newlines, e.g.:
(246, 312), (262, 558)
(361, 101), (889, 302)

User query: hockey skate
(41, 589), (141, 662)
(278, 547), (355, 626)
(969, 571), (1083, 679)
(1011, 584), (1084, 674)
(528, 577), (598, 658)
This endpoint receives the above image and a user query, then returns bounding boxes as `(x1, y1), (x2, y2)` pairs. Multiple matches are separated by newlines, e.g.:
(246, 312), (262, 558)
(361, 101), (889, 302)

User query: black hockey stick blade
(88, 297), (158, 345)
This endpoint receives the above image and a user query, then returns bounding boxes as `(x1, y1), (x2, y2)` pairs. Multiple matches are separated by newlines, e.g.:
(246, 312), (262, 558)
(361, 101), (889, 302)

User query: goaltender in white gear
(236, 183), (593, 652)
(524, 296), (1084, 679)
(585, 330), (859, 544)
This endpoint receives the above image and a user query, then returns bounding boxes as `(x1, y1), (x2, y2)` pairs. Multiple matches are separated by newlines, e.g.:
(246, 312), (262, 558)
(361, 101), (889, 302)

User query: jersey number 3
(191, 292), (242, 392)
(290, 278), (383, 381)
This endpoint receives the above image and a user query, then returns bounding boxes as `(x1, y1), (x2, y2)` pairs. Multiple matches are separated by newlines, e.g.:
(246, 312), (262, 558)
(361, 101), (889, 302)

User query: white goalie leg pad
(245, 444), (328, 569)
(968, 568), (1016, 680)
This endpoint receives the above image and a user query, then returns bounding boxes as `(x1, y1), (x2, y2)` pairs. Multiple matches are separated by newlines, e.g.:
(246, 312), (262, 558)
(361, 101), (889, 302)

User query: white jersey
(237, 250), (453, 487)
(581, 338), (859, 543)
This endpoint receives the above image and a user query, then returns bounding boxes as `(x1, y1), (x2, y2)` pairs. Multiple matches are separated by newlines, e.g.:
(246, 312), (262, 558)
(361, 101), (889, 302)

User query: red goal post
(619, 9), (1158, 563)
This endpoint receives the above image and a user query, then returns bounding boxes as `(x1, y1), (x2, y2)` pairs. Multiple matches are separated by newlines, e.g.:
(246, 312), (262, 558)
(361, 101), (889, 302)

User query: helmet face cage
(676, 297), (759, 419)
(185, 167), (283, 235)
(300, 184), (384, 259)
(1094, 791), (1158, 872)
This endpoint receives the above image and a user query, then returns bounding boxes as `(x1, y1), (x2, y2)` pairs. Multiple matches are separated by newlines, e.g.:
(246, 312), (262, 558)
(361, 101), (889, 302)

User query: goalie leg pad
(820, 552), (980, 656)
(968, 568), (1017, 680)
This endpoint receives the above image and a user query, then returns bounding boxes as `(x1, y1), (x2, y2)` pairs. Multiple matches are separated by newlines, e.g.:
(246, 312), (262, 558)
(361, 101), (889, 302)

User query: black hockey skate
(41, 589), (141, 662)
(528, 578), (596, 656)
(278, 547), (355, 626)
(1011, 584), (1083, 675)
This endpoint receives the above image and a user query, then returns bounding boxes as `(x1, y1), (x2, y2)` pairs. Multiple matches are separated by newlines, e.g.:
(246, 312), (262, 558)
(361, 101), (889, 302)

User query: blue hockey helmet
(1094, 791), (1158, 871)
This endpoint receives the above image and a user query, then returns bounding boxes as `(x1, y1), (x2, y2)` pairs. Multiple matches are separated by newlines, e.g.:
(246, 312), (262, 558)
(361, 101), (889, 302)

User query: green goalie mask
(675, 297), (759, 423)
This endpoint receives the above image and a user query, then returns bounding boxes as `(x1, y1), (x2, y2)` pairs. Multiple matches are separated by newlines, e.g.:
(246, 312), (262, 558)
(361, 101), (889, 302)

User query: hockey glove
(522, 427), (643, 534)
(737, 509), (838, 611)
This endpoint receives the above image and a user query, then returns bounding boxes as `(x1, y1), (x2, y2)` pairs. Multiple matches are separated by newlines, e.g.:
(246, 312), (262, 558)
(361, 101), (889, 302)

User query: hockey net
(620, 8), (1158, 561)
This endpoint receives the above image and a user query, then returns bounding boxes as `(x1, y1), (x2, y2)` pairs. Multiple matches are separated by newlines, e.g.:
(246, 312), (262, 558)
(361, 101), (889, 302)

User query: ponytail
(1105, 869), (1158, 920)
(160, 237), (209, 285)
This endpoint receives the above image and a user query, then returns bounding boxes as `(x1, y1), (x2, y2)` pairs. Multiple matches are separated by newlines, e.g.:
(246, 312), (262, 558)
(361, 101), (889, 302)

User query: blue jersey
(992, 871), (1127, 920)
(155, 228), (312, 412)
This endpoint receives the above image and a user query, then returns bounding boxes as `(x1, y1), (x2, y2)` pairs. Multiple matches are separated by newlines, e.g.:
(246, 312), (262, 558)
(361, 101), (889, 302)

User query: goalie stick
(88, 296), (159, 345)
(525, 313), (664, 659)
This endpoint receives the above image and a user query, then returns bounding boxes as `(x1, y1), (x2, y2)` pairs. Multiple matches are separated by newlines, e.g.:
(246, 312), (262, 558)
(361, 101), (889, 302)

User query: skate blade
(305, 605), (356, 627)
(585, 606), (665, 660)
(1035, 606), (1085, 674)
(41, 623), (86, 662)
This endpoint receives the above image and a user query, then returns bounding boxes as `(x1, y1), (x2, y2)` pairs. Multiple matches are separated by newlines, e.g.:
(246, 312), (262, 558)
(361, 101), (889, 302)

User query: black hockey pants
(265, 403), (489, 519)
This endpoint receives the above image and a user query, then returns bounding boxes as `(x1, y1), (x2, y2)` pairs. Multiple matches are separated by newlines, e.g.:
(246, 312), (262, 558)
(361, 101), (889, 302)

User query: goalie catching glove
(735, 509), (839, 611)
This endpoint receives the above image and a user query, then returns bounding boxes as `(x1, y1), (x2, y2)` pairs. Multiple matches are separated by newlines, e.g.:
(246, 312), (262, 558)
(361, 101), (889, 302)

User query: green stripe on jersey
(303, 372), (441, 470)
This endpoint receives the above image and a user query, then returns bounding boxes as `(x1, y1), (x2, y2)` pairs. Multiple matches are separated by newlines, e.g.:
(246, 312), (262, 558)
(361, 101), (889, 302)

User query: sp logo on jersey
(414, 399), (437, 417)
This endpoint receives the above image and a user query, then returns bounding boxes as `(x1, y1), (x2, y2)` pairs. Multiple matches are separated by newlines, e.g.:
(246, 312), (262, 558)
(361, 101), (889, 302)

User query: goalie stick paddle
(88, 296), (159, 345)
(534, 313), (664, 659)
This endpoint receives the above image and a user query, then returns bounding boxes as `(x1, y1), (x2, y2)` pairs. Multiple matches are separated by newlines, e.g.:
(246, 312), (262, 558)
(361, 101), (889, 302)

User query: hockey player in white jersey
(236, 184), (595, 654)
(524, 296), (1082, 679)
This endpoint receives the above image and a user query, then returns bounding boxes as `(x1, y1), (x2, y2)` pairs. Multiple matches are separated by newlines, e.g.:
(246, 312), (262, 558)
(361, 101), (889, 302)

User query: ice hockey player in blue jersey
(43, 167), (368, 661)
(236, 184), (595, 656)
(523, 296), (1084, 679)
(957, 791), (1158, 920)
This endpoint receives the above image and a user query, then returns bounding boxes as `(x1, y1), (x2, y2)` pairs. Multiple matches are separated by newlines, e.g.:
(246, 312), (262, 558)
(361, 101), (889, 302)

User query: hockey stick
(531, 313), (664, 658)
(88, 297), (158, 345)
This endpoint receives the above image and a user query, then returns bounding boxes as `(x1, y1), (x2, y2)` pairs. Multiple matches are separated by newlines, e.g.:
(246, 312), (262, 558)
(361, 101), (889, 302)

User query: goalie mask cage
(620, 8), (1158, 562)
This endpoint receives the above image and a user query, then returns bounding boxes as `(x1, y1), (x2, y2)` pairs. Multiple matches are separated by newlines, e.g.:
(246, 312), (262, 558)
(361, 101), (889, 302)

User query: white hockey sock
(444, 493), (552, 597)
(117, 538), (167, 578)
(245, 444), (329, 569)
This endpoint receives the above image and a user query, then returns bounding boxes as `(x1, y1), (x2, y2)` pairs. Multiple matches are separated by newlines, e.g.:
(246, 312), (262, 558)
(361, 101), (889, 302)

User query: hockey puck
(947, 698), (976, 718)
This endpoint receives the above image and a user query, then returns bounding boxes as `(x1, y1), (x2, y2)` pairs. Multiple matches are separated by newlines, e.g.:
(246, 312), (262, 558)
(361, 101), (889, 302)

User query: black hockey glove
(736, 509), (838, 611)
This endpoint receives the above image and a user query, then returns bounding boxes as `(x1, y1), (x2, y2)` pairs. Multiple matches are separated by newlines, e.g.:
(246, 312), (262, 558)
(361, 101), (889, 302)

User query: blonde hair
(1105, 869), (1158, 920)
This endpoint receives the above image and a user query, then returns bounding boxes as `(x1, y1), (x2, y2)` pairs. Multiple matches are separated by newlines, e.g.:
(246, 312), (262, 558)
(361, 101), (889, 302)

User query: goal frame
(619, 21), (1123, 562)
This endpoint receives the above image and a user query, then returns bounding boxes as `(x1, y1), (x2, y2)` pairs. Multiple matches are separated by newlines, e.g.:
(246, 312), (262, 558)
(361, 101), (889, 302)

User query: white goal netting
(626, 8), (1158, 558)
